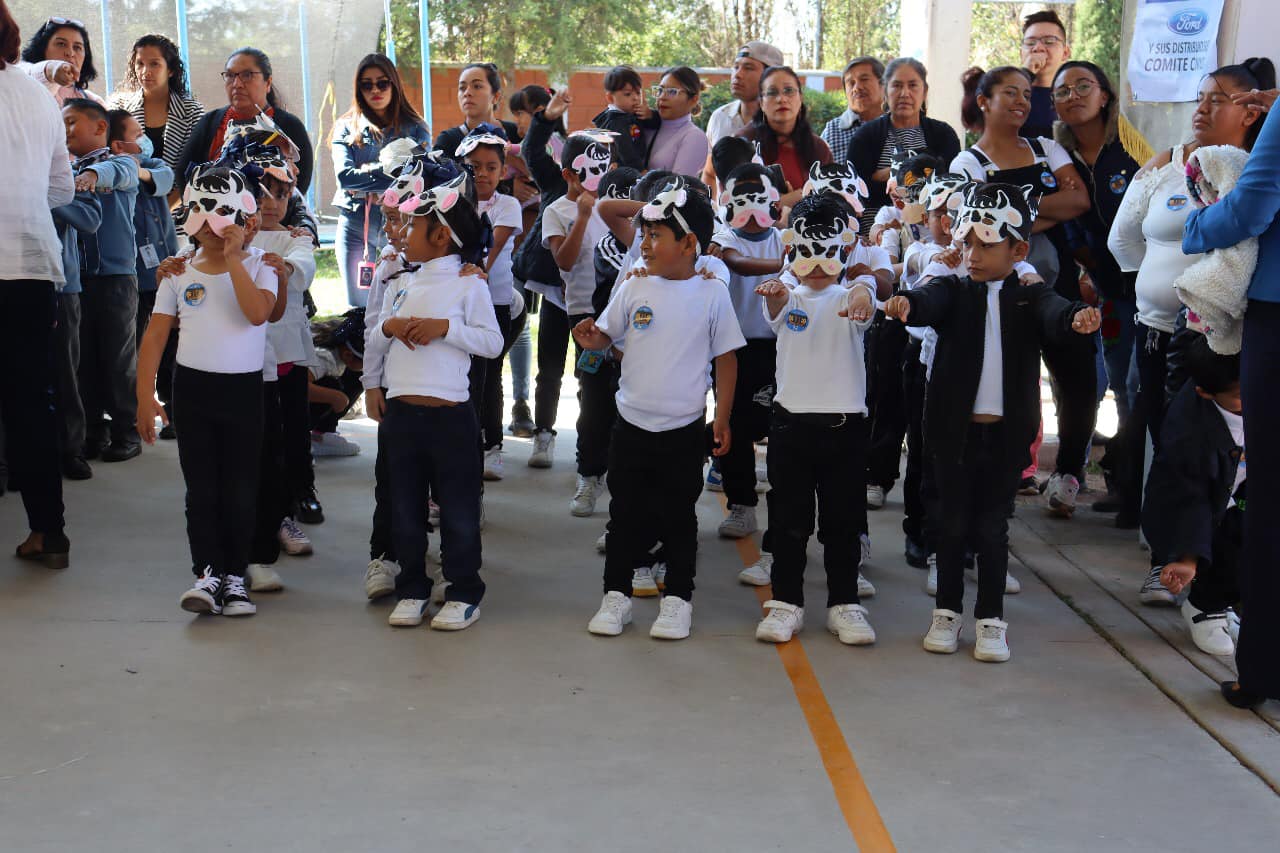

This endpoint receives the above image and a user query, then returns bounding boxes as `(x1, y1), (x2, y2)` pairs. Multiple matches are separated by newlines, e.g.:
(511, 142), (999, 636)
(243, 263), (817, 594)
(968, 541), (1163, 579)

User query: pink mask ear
(398, 197), (417, 213)
(435, 190), (460, 212)
(382, 188), (398, 206)
(410, 176), (425, 195)
(767, 186), (780, 202)
(718, 189), (732, 208)
(241, 193), (257, 212)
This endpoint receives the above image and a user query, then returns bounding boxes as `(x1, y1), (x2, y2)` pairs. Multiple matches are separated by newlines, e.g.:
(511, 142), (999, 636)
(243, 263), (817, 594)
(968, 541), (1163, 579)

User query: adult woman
(644, 66), (709, 175)
(106, 34), (204, 173)
(735, 65), (832, 205)
(1183, 85), (1280, 709)
(1, 1), (73, 566)
(331, 53), (430, 308)
(175, 47), (314, 194)
(848, 58), (961, 235)
(1108, 60), (1270, 592)
(433, 63), (518, 158)
(19, 15), (101, 105)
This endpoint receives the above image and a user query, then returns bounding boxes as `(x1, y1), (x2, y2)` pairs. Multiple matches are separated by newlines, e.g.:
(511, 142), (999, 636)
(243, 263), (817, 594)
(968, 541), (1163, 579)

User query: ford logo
(1168, 9), (1209, 36)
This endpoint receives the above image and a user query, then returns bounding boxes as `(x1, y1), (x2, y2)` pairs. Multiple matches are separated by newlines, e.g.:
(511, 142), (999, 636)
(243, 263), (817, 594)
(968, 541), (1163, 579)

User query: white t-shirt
(949, 136), (1073, 182)
(542, 194), (609, 316)
(478, 192), (523, 307)
(873, 205), (906, 261)
(718, 227), (783, 340)
(597, 273), (746, 432)
(154, 248), (277, 374)
(973, 281), (1005, 417)
(614, 235), (732, 294)
(768, 283), (874, 414)
(372, 254), (504, 403)
(252, 230), (318, 367)
(705, 100), (748, 148)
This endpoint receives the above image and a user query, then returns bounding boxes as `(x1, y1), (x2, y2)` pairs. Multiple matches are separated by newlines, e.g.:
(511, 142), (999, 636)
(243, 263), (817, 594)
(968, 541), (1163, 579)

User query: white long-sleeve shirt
(361, 244), (408, 391)
(253, 230), (318, 366)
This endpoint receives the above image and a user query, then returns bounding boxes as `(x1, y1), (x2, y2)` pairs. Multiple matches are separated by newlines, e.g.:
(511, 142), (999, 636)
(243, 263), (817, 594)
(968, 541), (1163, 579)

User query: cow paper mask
(568, 130), (616, 192)
(950, 184), (1035, 244)
(181, 165), (258, 238)
(719, 167), (781, 229)
(802, 161), (868, 216)
(780, 209), (858, 279)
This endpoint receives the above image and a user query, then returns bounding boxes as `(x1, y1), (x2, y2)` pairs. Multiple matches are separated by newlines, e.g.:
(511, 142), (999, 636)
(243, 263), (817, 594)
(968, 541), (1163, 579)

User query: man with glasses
(1020, 10), (1072, 139)
(702, 41), (784, 186)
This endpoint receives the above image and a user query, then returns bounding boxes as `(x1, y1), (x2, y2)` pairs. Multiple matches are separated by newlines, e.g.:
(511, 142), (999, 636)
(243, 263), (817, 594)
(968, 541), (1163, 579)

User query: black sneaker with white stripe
(180, 568), (223, 615)
(221, 574), (257, 617)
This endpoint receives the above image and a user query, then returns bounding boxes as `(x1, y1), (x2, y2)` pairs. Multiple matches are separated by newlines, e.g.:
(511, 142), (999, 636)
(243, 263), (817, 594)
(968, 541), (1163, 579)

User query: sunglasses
(48, 16), (85, 28)
(360, 79), (393, 93)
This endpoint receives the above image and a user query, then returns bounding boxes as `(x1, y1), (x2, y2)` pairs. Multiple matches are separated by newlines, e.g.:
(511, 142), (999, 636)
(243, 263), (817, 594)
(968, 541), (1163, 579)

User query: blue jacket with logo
(1062, 137), (1140, 301)
(80, 154), (140, 278)
(51, 191), (103, 295)
(132, 156), (178, 292)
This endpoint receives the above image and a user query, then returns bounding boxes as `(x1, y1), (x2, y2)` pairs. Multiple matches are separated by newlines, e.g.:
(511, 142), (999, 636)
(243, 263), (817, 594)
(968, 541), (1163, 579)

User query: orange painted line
(731, 532), (896, 852)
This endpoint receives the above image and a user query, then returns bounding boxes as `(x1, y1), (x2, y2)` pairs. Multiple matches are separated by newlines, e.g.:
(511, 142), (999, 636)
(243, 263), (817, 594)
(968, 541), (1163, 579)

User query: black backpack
(513, 205), (565, 291)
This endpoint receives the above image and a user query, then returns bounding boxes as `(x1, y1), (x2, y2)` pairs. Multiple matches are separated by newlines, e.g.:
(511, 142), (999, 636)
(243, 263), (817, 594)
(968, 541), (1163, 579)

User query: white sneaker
(866, 485), (886, 510)
(738, 553), (773, 586)
(311, 430), (361, 457)
(277, 517), (312, 556)
(923, 608), (962, 654)
(389, 598), (429, 627)
(482, 446), (504, 481)
(718, 504), (758, 539)
(595, 531), (608, 554)
(925, 554), (938, 596)
(570, 474), (603, 517)
(1226, 609), (1241, 645)
(180, 568), (222, 615)
(632, 565), (659, 597)
(965, 564), (1022, 594)
(857, 572), (876, 599)
(528, 431), (555, 468)
(828, 604), (876, 645)
(756, 600), (804, 643)
(973, 617), (1010, 662)
(247, 563), (283, 593)
(1181, 600), (1236, 656)
(220, 574), (257, 617)
(1045, 473), (1079, 518)
(431, 579), (450, 605)
(588, 591), (632, 636)
(364, 556), (398, 600)
(755, 463), (768, 494)
(650, 595), (693, 640)
(653, 562), (667, 591)
(1139, 565), (1178, 606)
(431, 600), (480, 631)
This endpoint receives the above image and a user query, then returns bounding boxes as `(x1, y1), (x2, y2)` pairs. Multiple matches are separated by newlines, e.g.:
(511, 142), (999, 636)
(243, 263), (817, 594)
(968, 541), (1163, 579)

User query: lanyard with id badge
(577, 346), (610, 374)
(357, 195), (378, 290)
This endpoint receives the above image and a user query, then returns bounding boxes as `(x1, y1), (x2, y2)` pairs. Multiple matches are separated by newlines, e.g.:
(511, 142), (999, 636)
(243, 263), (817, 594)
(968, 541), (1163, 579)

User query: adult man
(821, 56), (885, 164)
(702, 40), (784, 186)
(1020, 10), (1072, 139)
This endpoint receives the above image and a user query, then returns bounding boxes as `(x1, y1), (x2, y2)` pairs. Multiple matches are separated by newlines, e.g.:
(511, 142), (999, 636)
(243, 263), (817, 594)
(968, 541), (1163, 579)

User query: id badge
(139, 243), (161, 269)
(576, 349), (607, 374)
(357, 260), (377, 290)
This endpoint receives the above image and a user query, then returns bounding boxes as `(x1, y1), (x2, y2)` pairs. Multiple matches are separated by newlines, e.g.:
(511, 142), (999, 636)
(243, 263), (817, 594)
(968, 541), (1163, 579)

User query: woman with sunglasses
(643, 66), (708, 175)
(19, 16), (102, 106)
(174, 47), (314, 195)
(734, 65), (832, 206)
(331, 53), (430, 308)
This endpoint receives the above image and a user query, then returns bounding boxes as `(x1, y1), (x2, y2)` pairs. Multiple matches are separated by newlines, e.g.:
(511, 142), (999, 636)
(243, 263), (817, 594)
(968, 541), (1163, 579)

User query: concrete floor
(2, 415), (1278, 852)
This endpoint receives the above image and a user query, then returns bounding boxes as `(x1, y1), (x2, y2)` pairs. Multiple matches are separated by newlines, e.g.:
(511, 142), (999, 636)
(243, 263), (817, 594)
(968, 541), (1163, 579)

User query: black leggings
(533, 300), (574, 433)
(1042, 333), (1099, 479)
(279, 364), (314, 500)
(479, 303), (525, 450)
(250, 381), (289, 565)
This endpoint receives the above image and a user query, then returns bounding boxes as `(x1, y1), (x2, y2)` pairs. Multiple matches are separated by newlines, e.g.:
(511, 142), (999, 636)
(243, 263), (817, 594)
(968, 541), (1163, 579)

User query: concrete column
(898, 0), (974, 140)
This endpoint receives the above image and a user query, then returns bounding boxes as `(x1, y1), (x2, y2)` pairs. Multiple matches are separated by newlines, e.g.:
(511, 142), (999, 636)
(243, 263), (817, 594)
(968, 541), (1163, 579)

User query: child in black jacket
(885, 183), (1099, 663)
(591, 66), (662, 170)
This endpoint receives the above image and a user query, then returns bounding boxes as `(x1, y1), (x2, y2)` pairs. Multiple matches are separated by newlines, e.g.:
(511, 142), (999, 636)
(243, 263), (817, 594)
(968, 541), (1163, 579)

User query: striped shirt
(860, 125), (927, 234)
(106, 89), (205, 170)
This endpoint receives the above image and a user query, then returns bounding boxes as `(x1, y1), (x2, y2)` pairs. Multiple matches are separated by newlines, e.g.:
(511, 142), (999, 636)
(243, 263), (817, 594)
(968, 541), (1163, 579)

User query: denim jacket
(330, 116), (432, 219)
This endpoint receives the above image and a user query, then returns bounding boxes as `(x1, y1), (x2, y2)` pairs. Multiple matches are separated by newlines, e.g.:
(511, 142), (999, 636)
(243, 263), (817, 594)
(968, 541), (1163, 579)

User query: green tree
(969, 2), (1076, 73)
(819, 0), (901, 69)
(1073, 0), (1123, 86)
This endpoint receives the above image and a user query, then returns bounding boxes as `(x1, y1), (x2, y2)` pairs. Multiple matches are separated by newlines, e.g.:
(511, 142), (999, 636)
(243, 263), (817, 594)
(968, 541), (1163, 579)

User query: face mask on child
(719, 178), (780, 229)
(135, 132), (154, 161)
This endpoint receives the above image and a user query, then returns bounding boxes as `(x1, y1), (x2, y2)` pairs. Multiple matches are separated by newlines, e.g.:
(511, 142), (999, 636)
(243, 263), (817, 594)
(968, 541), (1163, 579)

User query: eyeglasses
(221, 70), (265, 85)
(48, 16), (85, 28)
(651, 85), (691, 99)
(1022, 35), (1064, 48)
(763, 86), (801, 100)
(360, 79), (393, 93)
(1052, 81), (1097, 102)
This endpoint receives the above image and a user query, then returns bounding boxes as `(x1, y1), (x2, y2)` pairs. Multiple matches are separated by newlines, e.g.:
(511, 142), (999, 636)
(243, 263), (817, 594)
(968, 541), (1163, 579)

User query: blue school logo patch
(391, 289), (408, 312)
(1109, 173), (1129, 195)
(785, 309), (810, 332)
(1040, 171), (1058, 190)
(632, 305), (654, 330)
(182, 283), (206, 307)
(1167, 194), (1189, 211)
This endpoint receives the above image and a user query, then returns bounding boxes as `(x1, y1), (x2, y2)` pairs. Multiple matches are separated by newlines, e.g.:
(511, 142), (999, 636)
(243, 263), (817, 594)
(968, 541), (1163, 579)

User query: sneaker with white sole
(588, 591), (633, 636)
(1045, 473), (1080, 518)
(1139, 565), (1178, 606)
(866, 485), (886, 510)
(570, 474), (604, 517)
(828, 604), (876, 645)
(925, 555), (938, 596)
(860, 533), (872, 566)
(277, 517), (313, 556)
(718, 504), (758, 539)
(923, 608), (962, 654)
(364, 556), (398, 600)
(1181, 600), (1236, 656)
(857, 573), (876, 599)
(650, 595), (693, 640)
(705, 464), (724, 492)
(180, 568), (223, 615)
(1226, 609), (1241, 645)
(965, 565), (1022, 594)
(653, 562), (667, 591)
(482, 446), (504, 481)
(247, 563), (283, 593)
(389, 598), (429, 627)
(311, 430), (361, 457)
(738, 553), (773, 586)
(632, 565), (659, 597)
(528, 431), (555, 468)
(973, 617), (1010, 662)
(756, 600), (804, 643)
(595, 531), (608, 554)
(221, 574), (256, 617)
(431, 600), (480, 631)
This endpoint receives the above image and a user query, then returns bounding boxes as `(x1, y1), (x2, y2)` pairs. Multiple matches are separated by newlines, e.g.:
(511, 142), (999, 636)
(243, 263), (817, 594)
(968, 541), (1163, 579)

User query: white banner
(1127, 0), (1225, 102)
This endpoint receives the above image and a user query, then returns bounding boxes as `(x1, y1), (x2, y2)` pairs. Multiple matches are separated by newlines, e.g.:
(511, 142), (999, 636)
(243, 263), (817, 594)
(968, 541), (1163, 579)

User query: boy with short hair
(592, 65), (661, 170)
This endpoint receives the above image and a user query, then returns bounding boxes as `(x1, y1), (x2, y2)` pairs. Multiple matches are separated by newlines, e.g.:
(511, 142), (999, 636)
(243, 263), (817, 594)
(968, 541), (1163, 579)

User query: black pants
(54, 291), (85, 460)
(866, 314), (908, 491)
(136, 289), (156, 354)
(156, 329), (178, 419)
(370, 395), (397, 562)
(604, 416), (704, 601)
(384, 399), (484, 604)
(173, 365), (263, 577)
(250, 381), (288, 565)
(279, 364), (315, 500)
(767, 407), (866, 608)
(720, 338), (776, 508)
(1119, 322), (1172, 515)
(932, 422), (1016, 619)
(0, 280), (65, 537)
(79, 274), (139, 445)
(576, 353), (618, 477)
(308, 371), (362, 434)
(1042, 333), (1098, 478)
(1239, 301), (1280, 698)
(533, 300), (573, 433)
(901, 339), (929, 546)
(1188, 506), (1242, 614)
(479, 303), (520, 450)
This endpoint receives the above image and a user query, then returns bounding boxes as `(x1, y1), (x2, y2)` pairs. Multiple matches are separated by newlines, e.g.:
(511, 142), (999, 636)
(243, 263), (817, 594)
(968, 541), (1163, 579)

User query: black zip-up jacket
(902, 273), (1085, 476)
(1142, 382), (1243, 571)
(591, 106), (662, 170)
(1063, 138), (1140, 301)
(513, 111), (567, 289)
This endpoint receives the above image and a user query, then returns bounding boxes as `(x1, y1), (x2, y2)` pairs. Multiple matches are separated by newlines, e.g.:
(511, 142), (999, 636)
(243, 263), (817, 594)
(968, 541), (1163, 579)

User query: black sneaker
(221, 574), (257, 617)
(180, 568), (223, 615)
(159, 423), (177, 441)
(63, 455), (93, 480)
(509, 401), (535, 438)
(101, 440), (142, 463)
(904, 535), (928, 569)
(295, 487), (324, 524)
